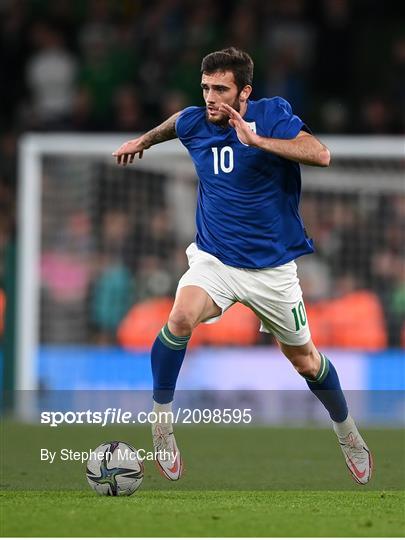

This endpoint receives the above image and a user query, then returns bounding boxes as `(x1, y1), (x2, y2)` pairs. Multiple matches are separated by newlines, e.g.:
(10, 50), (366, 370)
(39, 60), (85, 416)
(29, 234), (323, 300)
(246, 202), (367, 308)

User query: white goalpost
(17, 134), (405, 392)
(17, 135), (192, 391)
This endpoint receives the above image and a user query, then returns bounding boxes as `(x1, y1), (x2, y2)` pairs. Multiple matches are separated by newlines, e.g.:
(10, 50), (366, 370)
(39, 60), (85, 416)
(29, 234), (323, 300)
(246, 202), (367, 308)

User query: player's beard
(206, 95), (241, 127)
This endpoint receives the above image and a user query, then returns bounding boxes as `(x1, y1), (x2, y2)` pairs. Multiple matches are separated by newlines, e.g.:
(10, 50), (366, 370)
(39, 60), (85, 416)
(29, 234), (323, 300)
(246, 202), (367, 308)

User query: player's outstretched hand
(112, 136), (149, 166)
(219, 103), (258, 146)
(219, 103), (259, 147)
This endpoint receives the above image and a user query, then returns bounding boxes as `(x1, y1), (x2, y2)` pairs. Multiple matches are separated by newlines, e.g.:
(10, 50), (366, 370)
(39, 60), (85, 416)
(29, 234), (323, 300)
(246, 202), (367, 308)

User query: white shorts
(177, 243), (311, 346)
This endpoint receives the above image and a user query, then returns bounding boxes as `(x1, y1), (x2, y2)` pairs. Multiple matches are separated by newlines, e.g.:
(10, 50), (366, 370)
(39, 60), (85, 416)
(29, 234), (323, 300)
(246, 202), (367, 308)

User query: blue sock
(151, 323), (190, 404)
(305, 353), (349, 422)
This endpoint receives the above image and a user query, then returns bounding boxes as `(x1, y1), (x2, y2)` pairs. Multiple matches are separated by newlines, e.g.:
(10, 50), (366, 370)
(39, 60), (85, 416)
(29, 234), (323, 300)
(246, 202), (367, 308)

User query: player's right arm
(112, 112), (181, 166)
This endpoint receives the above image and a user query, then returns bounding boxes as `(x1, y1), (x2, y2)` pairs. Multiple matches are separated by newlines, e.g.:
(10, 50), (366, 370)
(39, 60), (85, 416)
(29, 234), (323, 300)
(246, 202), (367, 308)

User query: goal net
(17, 135), (404, 391)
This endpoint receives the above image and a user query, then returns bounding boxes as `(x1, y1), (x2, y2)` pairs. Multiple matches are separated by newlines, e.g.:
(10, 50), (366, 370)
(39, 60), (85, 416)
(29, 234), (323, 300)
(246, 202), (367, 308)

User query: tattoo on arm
(143, 112), (180, 148)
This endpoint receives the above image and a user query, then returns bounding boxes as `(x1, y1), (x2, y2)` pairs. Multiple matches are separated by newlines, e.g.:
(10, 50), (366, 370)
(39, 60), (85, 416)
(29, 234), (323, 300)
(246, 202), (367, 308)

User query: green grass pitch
(1, 422), (404, 536)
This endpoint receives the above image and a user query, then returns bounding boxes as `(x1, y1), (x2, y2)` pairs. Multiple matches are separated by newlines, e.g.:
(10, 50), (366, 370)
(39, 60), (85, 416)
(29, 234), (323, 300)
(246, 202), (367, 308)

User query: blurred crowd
(0, 0), (404, 350)
(298, 190), (405, 348)
(36, 160), (405, 350)
(1, 0), (404, 138)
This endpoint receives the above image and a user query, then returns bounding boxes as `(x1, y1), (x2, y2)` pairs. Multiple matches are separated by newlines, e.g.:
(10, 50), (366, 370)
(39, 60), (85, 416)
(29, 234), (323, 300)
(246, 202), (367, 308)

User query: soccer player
(113, 47), (372, 484)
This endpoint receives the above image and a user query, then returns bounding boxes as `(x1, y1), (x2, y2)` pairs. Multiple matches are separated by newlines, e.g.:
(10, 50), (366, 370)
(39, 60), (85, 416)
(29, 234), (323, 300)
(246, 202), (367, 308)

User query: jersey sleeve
(175, 106), (202, 141)
(268, 97), (310, 139)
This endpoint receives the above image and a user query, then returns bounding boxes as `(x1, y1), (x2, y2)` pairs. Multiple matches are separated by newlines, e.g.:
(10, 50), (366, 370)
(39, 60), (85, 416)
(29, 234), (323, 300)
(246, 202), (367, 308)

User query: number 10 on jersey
(212, 147), (234, 174)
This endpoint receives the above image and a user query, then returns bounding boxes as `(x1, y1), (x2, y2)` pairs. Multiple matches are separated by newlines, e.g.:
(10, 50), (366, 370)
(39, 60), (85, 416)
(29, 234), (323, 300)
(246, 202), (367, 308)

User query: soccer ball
(86, 441), (144, 496)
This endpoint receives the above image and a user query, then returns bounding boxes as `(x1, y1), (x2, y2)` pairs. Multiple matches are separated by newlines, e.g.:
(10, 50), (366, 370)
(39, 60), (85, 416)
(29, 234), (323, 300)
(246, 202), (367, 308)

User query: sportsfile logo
(40, 409), (176, 427)
(40, 447), (178, 464)
(40, 408), (253, 427)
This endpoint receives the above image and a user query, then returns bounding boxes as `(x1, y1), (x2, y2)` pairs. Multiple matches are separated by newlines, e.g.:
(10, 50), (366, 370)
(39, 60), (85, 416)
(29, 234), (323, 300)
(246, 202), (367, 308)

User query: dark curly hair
(201, 47), (254, 92)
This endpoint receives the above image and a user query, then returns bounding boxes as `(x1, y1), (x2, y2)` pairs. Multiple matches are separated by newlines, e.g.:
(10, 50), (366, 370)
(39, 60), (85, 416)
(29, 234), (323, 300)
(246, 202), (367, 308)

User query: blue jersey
(175, 97), (314, 269)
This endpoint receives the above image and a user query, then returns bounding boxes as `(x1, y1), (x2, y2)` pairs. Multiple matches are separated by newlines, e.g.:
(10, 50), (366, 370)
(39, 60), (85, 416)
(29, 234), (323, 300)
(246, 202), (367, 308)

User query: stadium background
(0, 0), (404, 408)
(1, 1), (405, 537)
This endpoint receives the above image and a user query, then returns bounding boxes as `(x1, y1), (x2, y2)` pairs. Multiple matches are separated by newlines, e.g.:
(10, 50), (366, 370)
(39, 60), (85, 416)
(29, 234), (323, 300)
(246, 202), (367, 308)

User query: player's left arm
(219, 103), (330, 167)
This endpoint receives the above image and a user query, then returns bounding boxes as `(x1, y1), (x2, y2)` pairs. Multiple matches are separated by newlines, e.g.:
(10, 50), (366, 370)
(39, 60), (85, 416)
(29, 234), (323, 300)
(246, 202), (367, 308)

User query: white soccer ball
(86, 441), (144, 496)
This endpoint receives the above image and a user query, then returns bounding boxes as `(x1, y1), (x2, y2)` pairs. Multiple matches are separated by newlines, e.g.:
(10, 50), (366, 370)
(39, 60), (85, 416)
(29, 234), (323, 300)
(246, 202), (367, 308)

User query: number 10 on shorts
(292, 300), (307, 331)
